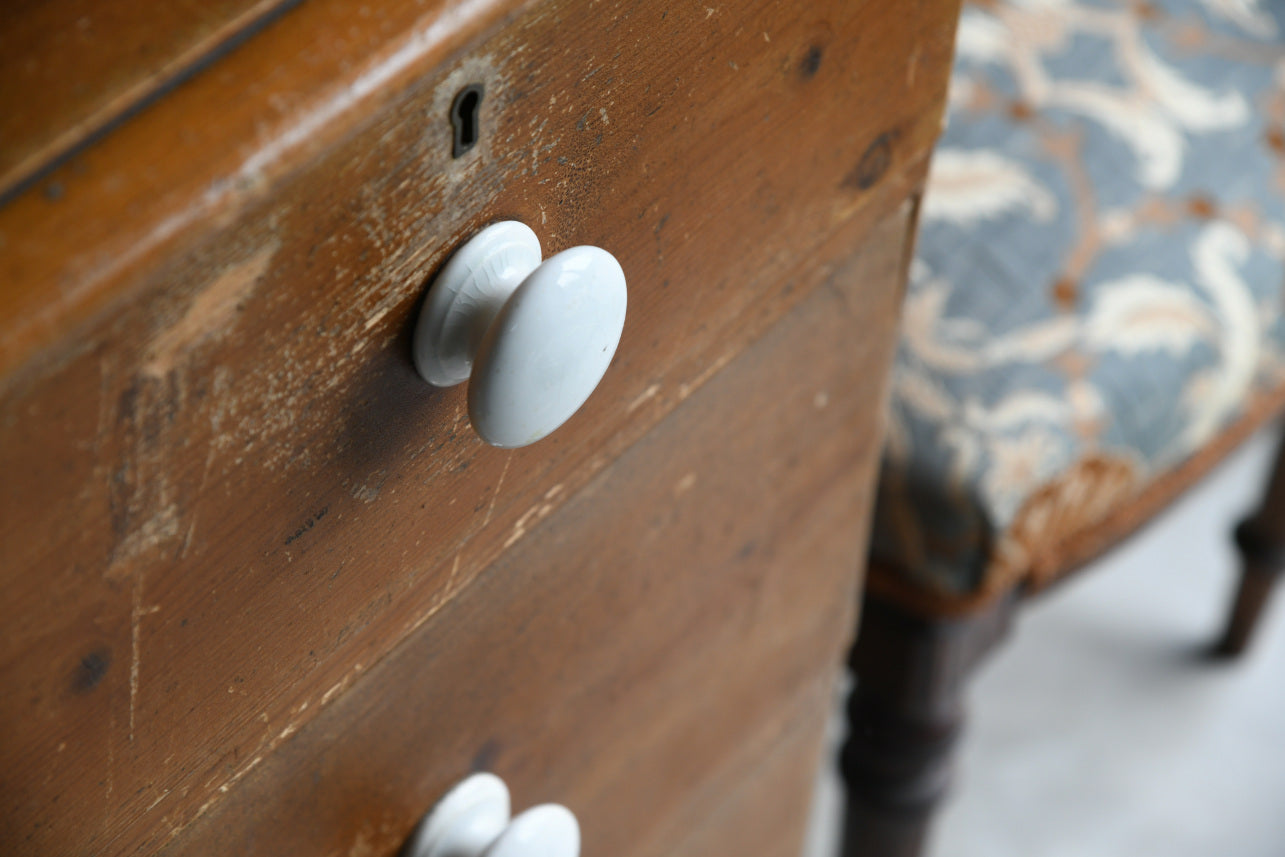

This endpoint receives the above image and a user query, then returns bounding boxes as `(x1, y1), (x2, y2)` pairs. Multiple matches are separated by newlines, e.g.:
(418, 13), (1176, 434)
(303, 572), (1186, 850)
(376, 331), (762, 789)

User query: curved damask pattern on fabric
(873, 0), (1285, 595)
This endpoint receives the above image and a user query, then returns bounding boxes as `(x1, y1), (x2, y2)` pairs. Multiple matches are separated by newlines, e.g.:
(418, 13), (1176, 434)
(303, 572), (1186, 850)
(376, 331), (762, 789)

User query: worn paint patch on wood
(143, 243), (277, 378)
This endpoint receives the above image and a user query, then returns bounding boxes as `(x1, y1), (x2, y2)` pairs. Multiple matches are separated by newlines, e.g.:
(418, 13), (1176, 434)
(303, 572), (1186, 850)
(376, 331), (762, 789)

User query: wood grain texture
(153, 204), (916, 857)
(0, 0), (523, 374)
(0, 0), (297, 198)
(0, 0), (957, 379)
(0, 0), (959, 853)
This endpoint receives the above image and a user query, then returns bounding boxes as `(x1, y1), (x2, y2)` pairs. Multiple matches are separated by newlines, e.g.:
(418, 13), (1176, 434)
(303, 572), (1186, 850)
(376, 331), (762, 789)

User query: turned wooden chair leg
(840, 590), (1016, 857)
(1216, 431), (1285, 657)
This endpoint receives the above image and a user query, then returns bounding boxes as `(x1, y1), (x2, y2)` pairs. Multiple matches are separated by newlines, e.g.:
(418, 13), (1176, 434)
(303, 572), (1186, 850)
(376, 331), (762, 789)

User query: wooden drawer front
(158, 203), (916, 857)
(0, 0), (957, 853)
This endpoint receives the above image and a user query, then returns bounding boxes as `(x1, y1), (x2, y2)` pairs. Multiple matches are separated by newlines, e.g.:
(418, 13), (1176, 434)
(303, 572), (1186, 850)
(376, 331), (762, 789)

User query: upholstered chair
(842, 1), (1285, 854)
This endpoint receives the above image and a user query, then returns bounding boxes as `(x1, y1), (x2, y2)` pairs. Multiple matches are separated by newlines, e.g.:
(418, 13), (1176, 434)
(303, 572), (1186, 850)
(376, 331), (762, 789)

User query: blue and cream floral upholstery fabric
(873, 0), (1285, 598)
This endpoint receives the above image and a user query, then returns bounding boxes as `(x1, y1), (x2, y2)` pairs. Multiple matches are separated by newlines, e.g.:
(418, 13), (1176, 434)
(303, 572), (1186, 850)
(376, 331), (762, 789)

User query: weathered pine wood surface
(0, 0), (960, 854)
(0, 0), (297, 200)
(158, 202), (919, 857)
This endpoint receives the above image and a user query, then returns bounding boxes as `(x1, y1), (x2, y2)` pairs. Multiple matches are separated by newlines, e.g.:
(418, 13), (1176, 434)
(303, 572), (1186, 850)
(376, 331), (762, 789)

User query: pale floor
(806, 424), (1285, 857)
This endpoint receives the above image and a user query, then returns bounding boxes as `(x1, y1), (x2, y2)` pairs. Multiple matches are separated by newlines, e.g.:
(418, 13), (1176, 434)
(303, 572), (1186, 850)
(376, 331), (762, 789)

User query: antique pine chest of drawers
(0, 0), (959, 854)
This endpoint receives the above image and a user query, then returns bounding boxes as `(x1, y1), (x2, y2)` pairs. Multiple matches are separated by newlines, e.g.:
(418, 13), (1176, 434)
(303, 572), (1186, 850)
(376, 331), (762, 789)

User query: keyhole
(451, 84), (484, 158)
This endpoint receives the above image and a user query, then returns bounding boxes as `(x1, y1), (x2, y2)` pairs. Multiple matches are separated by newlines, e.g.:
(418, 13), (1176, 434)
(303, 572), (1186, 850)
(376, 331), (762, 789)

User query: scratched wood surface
(0, 0), (296, 198)
(154, 204), (918, 857)
(0, 0), (959, 853)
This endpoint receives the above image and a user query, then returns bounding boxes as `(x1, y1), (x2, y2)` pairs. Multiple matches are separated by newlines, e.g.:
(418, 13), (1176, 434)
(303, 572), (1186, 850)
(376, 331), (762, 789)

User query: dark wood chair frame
(840, 432), (1285, 857)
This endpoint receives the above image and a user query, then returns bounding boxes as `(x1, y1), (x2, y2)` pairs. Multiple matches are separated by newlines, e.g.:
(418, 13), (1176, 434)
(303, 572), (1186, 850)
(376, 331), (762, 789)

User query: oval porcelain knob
(412, 221), (627, 448)
(406, 773), (580, 857)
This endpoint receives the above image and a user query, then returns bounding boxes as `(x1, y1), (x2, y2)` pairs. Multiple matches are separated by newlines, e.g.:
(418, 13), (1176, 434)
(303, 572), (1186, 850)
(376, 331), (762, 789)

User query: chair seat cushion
(874, 0), (1285, 599)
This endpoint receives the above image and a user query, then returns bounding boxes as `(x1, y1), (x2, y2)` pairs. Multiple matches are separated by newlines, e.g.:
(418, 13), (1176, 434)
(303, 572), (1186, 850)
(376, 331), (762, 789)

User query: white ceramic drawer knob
(407, 773), (580, 857)
(413, 220), (627, 448)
